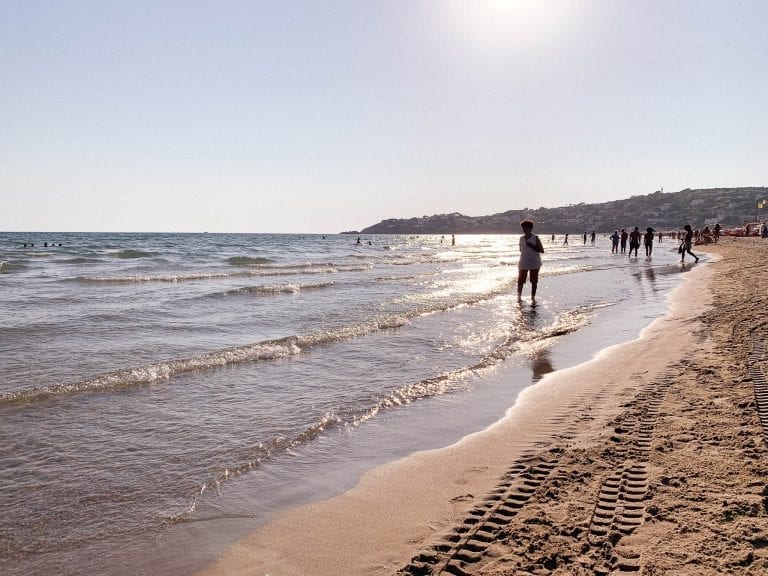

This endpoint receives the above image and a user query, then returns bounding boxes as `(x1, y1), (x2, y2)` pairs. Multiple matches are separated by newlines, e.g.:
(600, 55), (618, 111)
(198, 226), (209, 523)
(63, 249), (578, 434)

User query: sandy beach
(197, 238), (768, 576)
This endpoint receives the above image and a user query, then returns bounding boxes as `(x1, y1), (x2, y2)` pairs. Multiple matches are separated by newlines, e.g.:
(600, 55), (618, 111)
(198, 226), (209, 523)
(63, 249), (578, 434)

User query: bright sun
(442, 0), (573, 50)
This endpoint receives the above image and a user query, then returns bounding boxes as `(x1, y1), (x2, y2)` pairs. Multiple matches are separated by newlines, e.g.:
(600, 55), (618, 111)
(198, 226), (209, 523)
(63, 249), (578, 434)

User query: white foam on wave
(1, 282), (604, 408)
(218, 281), (335, 297)
(244, 263), (373, 276)
(0, 338), (302, 405)
(72, 272), (234, 283)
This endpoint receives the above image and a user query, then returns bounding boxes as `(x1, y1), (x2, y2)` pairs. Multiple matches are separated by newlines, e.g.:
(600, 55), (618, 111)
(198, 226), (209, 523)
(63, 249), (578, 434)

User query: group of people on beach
(516, 220), (700, 304)
(608, 227), (658, 256)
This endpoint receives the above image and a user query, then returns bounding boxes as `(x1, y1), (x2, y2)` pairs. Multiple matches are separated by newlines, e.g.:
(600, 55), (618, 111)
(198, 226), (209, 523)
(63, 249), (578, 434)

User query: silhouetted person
(610, 230), (619, 253)
(680, 224), (699, 262)
(620, 228), (628, 253)
(628, 227), (641, 258)
(644, 227), (654, 257)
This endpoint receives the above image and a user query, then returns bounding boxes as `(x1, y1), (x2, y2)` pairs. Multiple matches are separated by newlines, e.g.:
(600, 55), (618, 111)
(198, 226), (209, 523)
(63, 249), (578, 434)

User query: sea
(0, 231), (695, 575)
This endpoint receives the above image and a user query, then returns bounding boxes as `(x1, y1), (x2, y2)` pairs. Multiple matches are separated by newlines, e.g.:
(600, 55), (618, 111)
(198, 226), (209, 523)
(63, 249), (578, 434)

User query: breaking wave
(246, 263), (373, 275)
(70, 272), (235, 284)
(0, 292), (604, 407)
(1, 338), (302, 405)
(70, 263), (373, 284)
(209, 281), (335, 298)
(0, 261), (26, 273)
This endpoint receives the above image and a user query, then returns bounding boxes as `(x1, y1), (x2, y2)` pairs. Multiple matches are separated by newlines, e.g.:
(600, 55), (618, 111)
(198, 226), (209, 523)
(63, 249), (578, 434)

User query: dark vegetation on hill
(349, 187), (768, 235)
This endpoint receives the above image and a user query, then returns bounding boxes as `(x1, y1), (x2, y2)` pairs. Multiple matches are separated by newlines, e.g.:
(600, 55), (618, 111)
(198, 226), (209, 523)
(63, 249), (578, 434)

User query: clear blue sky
(2, 0), (767, 233)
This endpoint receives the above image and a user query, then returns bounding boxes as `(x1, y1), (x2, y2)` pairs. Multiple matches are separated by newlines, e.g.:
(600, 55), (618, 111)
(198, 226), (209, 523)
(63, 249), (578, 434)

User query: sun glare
(442, 0), (573, 51)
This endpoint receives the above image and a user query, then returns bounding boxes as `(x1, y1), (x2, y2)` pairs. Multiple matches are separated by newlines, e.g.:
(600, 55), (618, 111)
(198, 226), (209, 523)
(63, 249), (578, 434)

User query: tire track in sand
(585, 370), (681, 574)
(397, 365), (688, 576)
(398, 390), (609, 576)
(749, 332), (768, 446)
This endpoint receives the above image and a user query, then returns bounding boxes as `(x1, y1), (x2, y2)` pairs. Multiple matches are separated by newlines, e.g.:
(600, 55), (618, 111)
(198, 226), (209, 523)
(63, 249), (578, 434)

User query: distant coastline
(351, 186), (768, 234)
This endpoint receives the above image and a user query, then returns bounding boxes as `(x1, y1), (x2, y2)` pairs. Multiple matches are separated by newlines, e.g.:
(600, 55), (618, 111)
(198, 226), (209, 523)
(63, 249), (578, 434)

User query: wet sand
(197, 238), (768, 576)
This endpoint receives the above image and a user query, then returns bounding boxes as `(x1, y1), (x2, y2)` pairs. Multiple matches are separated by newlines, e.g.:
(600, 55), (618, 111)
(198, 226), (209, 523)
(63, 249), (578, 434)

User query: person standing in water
(644, 227), (655, 257)
(517, 219), (544, 304)
(628, 226), (641, 258)
(610, 230), (620, 253)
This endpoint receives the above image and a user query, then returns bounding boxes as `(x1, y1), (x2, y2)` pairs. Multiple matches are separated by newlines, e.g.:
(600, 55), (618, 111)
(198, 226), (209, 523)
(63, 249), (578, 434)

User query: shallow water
(0, 232), (694, 574)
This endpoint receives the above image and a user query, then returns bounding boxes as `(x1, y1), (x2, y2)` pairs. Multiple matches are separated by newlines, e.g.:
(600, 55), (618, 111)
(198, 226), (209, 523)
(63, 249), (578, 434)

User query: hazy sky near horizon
(3, 1), (767, 233)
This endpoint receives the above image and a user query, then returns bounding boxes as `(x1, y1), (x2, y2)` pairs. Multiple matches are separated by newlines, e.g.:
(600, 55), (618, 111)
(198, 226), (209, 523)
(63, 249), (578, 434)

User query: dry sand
(198, 238), (768, 576)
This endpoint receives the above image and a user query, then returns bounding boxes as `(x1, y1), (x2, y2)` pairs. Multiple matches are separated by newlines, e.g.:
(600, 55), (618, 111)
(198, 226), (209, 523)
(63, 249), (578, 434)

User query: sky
(2, 0), (767, 233)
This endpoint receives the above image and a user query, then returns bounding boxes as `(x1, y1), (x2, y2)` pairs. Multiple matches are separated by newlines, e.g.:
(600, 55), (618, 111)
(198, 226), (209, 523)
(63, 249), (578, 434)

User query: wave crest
(71, 272), (233, 284)
(213, 281), (335, 297)
(0, 261), (27, 273)
(0, 338), (301, 405)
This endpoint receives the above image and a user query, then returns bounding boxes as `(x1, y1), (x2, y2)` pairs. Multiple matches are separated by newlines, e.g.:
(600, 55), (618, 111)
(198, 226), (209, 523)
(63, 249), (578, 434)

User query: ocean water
(0, 231), (695, 575)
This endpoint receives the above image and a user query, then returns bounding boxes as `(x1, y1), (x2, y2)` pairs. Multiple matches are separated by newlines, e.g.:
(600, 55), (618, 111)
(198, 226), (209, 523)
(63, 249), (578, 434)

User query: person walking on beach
(680, 224), (699, 262)
(518, 219), (544, 305)
(590, 230), (596, 245)
(628, 227), (641, 258)
(563, 233), (569, 245)
(620, 228), (628, 253)
(714, 223), (722, 242)
(644, 227), (655, 257)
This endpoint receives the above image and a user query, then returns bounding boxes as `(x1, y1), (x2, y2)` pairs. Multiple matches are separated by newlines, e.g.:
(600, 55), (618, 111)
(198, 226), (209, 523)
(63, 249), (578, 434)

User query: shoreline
(197, 240), (768, 575)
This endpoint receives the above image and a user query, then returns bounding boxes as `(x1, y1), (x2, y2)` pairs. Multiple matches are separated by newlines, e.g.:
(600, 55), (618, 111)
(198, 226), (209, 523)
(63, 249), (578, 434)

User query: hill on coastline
(353, 187), (768, 234)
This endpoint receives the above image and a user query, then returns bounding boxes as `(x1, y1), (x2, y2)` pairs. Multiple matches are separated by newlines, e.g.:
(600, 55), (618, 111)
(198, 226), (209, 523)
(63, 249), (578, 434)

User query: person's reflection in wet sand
(644, 267), (660, 292)
(531, 349), (555, 381)
(631, 266), (661, 293)
(518, 305), (556, 381)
